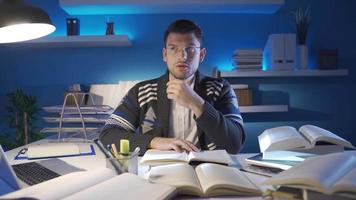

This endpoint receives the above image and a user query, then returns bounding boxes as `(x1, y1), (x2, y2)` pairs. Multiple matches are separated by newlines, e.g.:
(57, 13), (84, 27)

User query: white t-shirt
(168, 77), (200, 148)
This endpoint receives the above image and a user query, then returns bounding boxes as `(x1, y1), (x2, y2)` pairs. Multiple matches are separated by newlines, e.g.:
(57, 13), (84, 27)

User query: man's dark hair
(164, 19), (203, 46)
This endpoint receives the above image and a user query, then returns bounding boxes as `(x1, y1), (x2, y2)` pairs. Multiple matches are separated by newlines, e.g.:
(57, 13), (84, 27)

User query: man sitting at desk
(100, 19), (245, 155)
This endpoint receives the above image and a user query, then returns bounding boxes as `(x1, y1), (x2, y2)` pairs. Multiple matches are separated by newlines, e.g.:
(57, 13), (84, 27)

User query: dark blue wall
(1, 0), (355, 152)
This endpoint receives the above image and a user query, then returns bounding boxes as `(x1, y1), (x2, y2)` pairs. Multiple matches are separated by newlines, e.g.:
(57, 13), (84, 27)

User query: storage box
(263, 34), (296, 70)
(231, 84), (252, 106)
(317, 49), (338, 70)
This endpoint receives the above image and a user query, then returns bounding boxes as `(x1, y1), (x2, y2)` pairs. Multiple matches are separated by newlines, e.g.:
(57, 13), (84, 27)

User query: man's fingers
(170, 143), (182, 152)
(186, 141), (199, 152)
(173, 140), (193, 152)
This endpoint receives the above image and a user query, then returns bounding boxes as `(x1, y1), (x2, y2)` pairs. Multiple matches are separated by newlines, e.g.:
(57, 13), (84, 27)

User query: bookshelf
(216, 68), (349, 113)
(240, 105), (288, 113)
(11, 35), (131, 48)
(219, 69), (349, 78)
(60, 0), (284, 15)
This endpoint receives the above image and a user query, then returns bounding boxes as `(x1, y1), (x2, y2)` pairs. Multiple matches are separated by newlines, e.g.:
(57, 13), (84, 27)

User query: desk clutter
(2, 123), (355, 199)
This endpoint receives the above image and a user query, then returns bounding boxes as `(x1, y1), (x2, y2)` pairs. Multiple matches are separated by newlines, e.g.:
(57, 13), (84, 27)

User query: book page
(261, 153), (356, 194)
(148, 163), (203, 196)
(63, 173), (176, 200)
(195, 163), (261, 196)
(140, 150), (188, 166)
(27, 143), (80, 159)
(332, 166), (356, 195)
(299, 125), (354, 148)
(258, 126), (311, 152)
(188, 150), (234, 165)
(2, 168), (116, 200)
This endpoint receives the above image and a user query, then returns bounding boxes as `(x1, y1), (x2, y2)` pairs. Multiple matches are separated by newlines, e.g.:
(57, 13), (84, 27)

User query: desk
(4, 139), (269, 200)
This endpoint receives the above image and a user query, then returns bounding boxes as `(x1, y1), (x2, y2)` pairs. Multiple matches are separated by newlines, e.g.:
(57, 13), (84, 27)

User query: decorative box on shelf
(231, 84), (252, 106)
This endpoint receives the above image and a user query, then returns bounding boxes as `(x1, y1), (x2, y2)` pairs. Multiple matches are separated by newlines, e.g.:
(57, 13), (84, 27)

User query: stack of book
(243, 124), (355, 177)
(232, 48), (263, 70)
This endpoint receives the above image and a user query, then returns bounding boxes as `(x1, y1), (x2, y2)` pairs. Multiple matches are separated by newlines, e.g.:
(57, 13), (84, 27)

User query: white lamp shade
(0, 0), (56, 43)
(0, 23), (56, 43)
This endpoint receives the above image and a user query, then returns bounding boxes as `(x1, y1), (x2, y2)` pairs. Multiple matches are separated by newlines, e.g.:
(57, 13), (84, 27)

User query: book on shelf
(3, 168), (176, 200)
(261, 152), (356, 199)
(233, 48), (263, 56)
(258, 125), (355, 160)
(232, 58), (262, 62)
(233, 55), (263, 59)
(234, 65), (262, 71)
(140, 149), (234, 166)
(233, 61), (262, 65)
(149, 162), (261, 197)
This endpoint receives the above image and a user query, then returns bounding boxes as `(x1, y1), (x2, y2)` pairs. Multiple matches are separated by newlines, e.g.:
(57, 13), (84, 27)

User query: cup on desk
(108, 147), (140, 174)
(116, 152), (138, 174)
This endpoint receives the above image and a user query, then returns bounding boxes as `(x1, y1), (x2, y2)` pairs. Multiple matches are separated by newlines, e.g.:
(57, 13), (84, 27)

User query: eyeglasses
(166, 45), (201, 55)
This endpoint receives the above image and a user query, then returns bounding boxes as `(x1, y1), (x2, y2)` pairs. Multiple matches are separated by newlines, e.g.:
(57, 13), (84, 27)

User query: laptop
(0, 145), (82, 196)
(0, 145), (20, 196)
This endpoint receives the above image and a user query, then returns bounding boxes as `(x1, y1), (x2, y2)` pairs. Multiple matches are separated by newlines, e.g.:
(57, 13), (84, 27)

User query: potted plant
(6, 89), (43, 147)
(292, 7), (311, 69)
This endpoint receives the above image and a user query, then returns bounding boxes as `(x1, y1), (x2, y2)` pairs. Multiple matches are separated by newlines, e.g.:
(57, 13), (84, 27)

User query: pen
(130, 147), (140, 158)
(111, 143), (119, 158)
(94, 139), (111, 158)
(106, 145), (116, 158)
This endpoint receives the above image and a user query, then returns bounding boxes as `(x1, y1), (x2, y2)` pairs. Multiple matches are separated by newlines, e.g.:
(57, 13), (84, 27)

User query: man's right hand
(149, 137), (199, 152)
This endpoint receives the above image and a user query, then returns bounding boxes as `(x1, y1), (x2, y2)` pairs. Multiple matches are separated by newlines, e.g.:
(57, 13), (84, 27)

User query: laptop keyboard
(12, 162), (60, 186)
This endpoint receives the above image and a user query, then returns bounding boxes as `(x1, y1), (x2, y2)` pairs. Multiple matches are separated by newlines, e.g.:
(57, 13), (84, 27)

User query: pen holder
(113, 152), (138, 174)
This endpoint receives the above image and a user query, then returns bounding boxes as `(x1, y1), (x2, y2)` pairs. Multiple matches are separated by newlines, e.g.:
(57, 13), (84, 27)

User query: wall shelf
(219, 69), (349, 78)
(60, 0), (284, 15)
(10, 35), (131, 48)
(240, 105), (288, 113)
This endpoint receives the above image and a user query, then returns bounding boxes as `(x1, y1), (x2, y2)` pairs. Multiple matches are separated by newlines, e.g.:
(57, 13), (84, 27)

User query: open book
(2, 168), (176, 200)
(261, 152), (356, 198)
(149, 162), (261, 197)
(140, 149), (234, 166)
(258, 125), (355, 160)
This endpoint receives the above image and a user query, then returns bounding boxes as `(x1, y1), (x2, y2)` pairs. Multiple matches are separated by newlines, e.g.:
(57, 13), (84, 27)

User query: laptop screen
(0, 145), (20, 196)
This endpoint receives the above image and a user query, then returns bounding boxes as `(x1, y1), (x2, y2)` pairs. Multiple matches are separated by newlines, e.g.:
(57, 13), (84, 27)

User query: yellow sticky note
(120, 139), (130, 154)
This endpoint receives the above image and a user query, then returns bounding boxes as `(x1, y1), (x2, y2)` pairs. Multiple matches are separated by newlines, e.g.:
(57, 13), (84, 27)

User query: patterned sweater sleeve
(99, 85), (156, 154)
(195, 79), (245, 154)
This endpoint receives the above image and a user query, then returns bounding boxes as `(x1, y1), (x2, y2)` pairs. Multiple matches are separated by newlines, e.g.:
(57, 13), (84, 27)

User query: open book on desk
(259, 125), (355, 160)
(2, 168), (176, 200)
(140, 149), (234, 166)
(261, 152), (356, 199)
(149, 162), (261, 197)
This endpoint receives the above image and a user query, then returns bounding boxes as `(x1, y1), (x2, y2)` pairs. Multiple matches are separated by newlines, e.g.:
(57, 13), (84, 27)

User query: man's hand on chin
(166, 79), (205, 117)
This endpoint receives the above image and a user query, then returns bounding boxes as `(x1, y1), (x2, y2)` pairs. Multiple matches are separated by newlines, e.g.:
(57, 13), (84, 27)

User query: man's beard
(171, 70), (194, 80)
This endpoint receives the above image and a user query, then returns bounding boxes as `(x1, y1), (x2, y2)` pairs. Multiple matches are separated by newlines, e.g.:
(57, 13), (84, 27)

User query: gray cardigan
(99, 71), (245, 155)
